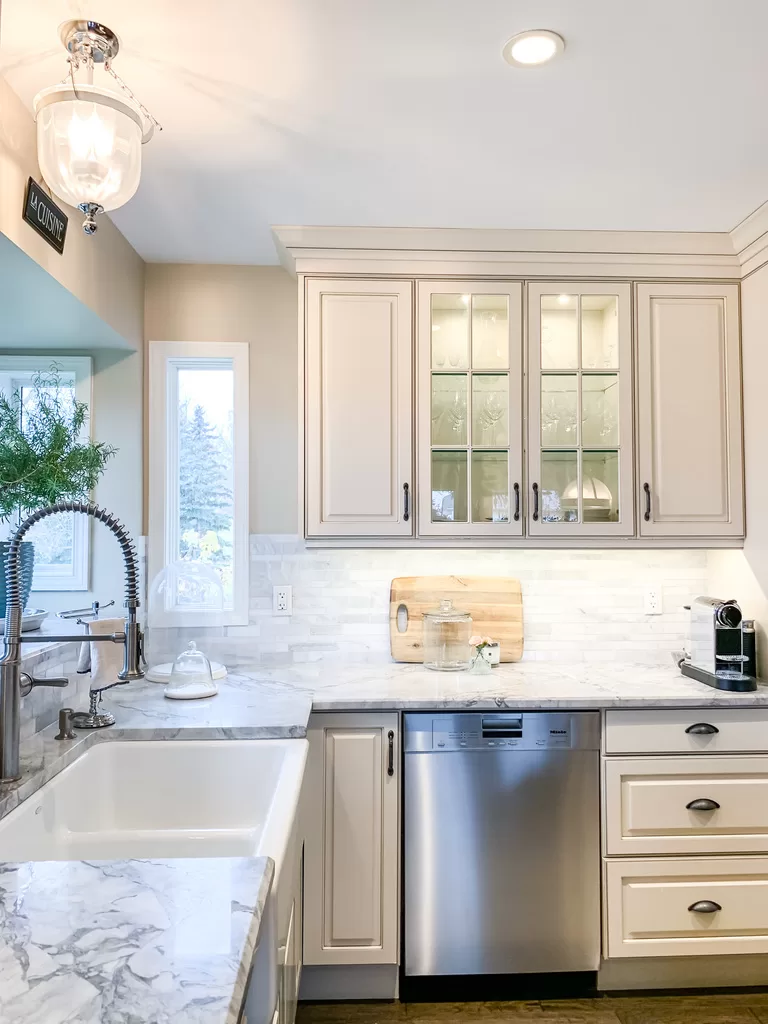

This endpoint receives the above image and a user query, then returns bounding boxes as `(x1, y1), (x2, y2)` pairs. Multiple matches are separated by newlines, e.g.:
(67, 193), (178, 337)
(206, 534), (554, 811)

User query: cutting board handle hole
(396, 604), (409, 633)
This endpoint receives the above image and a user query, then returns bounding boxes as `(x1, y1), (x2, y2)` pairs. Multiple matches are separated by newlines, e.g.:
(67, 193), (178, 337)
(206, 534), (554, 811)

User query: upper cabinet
(302, 273), (746, 546)
(305, 279), (414, 538)
(527, 283), (634, 537)
(417, 282), (523, 537)
(636, 283), (744, 538)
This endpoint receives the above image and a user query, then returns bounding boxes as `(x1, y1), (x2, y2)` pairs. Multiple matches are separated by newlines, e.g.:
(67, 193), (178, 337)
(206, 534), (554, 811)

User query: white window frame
(0, 355), (92, 592)
(148, 341), (250, 627)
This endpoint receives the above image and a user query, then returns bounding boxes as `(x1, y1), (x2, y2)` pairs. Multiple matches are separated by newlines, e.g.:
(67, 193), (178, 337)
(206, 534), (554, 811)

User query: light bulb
(503, 30), (565, 68)
(557, 294), (570, 305)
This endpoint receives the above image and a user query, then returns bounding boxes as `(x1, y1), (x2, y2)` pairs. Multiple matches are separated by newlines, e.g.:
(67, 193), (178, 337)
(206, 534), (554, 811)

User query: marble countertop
(3, 655), (768, 1023)
(0, 856), (273, 1024)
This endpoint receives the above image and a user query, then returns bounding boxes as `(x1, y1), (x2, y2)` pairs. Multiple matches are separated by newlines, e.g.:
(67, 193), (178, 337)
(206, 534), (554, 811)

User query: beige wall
(0, 77), (144, 350)
(144, 264), (299, 533)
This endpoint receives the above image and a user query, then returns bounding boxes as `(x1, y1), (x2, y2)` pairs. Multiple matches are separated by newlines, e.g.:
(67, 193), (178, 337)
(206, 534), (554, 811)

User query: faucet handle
(20, 672), (70, 698)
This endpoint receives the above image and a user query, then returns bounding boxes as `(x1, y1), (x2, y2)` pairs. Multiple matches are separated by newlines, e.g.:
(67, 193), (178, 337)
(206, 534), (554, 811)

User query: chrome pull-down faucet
(0, 502), (144, 782)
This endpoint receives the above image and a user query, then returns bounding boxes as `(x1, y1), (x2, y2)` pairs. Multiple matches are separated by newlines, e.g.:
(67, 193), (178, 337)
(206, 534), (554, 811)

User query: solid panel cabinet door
(306, 279), (413, 537)
(417, 281), (523, 537)
(303, 713), (399, 965)
(527, 282), (634, 537)
(636, 283), (744, 537)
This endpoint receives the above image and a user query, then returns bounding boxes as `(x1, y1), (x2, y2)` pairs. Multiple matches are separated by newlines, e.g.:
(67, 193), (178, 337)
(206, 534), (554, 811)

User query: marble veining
(0, 856), (273, 1024)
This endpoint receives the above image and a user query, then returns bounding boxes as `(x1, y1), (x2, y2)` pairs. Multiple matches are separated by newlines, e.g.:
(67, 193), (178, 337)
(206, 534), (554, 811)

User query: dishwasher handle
(481, 715), (523, 738)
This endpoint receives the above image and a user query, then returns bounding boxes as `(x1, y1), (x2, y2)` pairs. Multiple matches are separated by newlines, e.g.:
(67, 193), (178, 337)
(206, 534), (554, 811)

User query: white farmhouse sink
(0, 738), (308, 866)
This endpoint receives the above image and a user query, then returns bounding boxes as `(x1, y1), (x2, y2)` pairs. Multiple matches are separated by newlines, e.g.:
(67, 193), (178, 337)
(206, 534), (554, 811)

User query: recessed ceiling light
(503, 30), (565, 68)
(557, 294), (571, 305)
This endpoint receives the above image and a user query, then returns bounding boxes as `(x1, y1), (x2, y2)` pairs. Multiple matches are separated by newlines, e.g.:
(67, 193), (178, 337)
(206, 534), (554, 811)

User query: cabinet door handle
(532, 482), (539, 522)
(685, 722), (720, 735)
(387, 730), (395, 777)
(403, 483), (410, 523)
(513, 482), (520, 522)
(643, 482), (651, 522)
(686, 798), (721, 812)
(688, 900), (722, 914)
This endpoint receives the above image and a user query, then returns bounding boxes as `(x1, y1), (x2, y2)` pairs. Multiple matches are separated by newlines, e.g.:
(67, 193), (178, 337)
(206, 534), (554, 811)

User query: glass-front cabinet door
(418, 282), (523, 536)
(527, 282), (633, 537)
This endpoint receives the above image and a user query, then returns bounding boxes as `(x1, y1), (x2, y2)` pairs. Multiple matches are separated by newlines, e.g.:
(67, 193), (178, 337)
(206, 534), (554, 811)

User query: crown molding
(272, 225), (740, 279)
(730, 199), (768, 277)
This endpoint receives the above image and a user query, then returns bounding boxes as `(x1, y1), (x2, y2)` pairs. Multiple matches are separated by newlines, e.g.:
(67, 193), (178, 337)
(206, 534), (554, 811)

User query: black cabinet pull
(686, 798), (721, 812)
(685, 723), (719, 736)
(513, 482), (520, 522)
(403, 483), (410, 522)
(643, 482), (651, 522)
(532, 482), (539, 522)
(688, 900), (722, 914)
(387, 730), (395, 777)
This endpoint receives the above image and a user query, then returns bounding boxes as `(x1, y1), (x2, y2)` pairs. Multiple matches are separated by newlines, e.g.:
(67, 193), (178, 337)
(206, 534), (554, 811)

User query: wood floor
(297, 994), (768, 1024)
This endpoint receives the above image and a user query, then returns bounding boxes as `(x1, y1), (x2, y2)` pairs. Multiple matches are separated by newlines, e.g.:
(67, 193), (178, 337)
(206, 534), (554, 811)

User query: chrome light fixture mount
(33, 19), (161, 235)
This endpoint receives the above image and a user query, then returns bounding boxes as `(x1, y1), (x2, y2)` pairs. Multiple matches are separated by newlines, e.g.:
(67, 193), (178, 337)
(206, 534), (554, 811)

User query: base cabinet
(303, 713), (400, 966)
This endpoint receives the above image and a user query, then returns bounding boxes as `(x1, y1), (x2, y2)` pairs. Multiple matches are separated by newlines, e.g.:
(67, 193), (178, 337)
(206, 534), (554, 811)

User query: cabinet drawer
(605, 856), (768, 958)
(604, 709), (768, 755)
(604, 756), (768, 855)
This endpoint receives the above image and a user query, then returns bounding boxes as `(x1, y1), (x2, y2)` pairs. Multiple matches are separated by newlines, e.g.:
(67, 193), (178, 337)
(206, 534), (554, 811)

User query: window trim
(148, 341), (250, 627)
(0, 355), (92, 592)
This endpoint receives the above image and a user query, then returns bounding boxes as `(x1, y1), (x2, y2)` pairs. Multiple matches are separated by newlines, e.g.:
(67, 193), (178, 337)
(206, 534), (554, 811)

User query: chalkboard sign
(23, 178), (68, 254)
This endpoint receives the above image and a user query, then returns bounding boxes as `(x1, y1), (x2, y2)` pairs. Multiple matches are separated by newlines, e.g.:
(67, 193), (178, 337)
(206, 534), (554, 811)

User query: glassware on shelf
(431, 375), (468, 445)
(581, 374), (619, 447)
(422, 599), (473, 671)
(471, 450), (509, 522)
(431, 450), (468, 522)
(541, 451), (579, 522)
(472, 375), (509, 446)
(541, 375), (578, 446)
(431, 294), (469, 370)
(581, 295), (619, 369)
(472, 295), (509, 369)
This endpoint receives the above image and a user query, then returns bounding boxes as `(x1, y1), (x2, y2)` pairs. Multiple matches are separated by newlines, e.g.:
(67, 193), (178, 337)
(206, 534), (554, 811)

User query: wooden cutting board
(389, 576), (523, 663)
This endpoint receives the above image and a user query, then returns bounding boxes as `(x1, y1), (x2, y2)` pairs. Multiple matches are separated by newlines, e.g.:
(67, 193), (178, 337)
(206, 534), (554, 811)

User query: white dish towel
(86, 617), (126, 686)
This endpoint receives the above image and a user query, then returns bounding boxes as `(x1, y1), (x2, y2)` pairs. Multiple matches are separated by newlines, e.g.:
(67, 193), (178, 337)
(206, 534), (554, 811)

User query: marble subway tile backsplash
(18, 645), (90, 740)
(209, 536), (708, 670)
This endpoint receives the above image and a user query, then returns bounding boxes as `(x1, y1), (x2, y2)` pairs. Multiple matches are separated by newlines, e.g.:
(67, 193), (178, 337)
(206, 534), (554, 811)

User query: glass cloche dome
(144, 561), (228, 686)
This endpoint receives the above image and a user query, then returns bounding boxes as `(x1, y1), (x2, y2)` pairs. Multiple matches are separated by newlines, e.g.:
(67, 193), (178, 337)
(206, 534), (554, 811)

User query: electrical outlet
(273, 585), (292, 616)
(644, 587), (662, 615)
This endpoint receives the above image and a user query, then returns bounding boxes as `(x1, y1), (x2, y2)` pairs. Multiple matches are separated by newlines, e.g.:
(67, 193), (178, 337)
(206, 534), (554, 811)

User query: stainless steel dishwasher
(404, 711), (601, 978)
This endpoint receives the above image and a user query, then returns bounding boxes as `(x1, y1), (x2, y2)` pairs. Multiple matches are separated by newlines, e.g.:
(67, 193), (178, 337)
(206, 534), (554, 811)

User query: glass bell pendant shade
(34, 84), (143, 218)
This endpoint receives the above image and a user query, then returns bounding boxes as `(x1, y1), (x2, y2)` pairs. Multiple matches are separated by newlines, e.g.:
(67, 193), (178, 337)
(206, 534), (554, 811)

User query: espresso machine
(681, 597), (758, 691)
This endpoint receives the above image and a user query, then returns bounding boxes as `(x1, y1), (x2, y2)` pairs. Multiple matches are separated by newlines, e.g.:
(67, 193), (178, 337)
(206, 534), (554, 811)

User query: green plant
(0, 367), (116, 524)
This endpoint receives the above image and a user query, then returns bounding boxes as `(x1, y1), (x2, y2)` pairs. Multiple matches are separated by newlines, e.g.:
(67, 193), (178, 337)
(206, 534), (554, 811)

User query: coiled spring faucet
(0, 502), (144, 781)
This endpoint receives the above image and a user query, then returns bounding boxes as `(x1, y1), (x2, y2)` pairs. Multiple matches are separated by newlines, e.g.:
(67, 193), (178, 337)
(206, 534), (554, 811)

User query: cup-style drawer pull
(688, 900), (722, 914)
(685, 723), (719, 735)
(686, 798), (721, 811)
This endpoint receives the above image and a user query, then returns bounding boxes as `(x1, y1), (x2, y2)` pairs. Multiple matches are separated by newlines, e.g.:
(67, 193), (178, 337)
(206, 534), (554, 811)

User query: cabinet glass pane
(472, 295), (509, 369)
(541, 294), (577, 369)
(431, 374), (468, 445)
(582, 451), (620, 523)
(541, 451), (579, 523)
(432, 450), (468, 522)
(582, 295), (619, 369)
(432, 294), (469, 369)
(472, 451), (509, 523)
(541, 375), (578, 447)
(472, 374), (509, 447)
(581, 374), (619, 447)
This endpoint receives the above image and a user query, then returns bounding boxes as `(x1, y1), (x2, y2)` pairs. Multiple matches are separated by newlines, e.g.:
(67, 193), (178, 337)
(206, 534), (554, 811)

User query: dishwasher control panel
(404, 711), (601, 752)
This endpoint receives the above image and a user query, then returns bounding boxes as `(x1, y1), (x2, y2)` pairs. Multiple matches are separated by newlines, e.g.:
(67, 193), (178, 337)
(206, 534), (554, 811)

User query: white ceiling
(2, 0), (767, 265)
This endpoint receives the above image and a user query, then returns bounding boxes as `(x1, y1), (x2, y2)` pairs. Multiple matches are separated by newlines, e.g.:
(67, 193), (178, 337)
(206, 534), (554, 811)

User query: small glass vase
(470, 648), (494, 675)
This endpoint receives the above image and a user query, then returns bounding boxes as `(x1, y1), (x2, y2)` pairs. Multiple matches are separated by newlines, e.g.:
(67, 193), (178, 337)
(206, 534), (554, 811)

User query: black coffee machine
(680, 597), (758, 691)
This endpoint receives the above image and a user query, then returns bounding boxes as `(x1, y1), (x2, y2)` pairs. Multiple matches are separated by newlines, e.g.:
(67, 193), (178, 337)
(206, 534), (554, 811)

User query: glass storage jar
(422, 599), (473, 671)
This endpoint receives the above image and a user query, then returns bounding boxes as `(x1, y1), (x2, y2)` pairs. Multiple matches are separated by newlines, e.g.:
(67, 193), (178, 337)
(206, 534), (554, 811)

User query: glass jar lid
(423, 599), (471, 623)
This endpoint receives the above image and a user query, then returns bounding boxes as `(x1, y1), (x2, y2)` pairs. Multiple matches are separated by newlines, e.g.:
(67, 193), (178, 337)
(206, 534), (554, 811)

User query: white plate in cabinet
(605, 856), (768, 958)
(604, 709), (768, 755)
(604, 756), (768, 856)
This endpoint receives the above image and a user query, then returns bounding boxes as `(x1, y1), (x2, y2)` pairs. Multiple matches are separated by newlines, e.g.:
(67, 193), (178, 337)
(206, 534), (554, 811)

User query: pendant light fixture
(33, 20), (161, 235)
